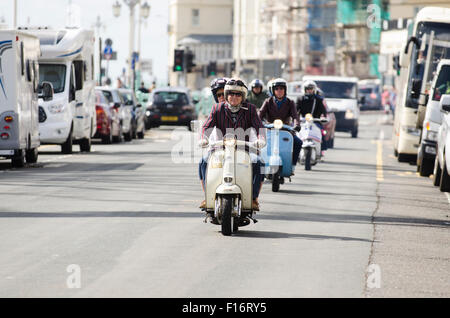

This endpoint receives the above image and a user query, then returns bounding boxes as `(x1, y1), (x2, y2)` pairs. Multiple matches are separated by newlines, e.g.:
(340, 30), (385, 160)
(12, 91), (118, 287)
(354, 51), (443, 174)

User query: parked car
(433, 94), (450, 192)
(119, 89), (146, 139)
(145, 87), (197, 130)
(93, 89), (120, 144)
(97, 87), (133, 142)
(358, 79), (382, 111)
(323, 108), (337, 149)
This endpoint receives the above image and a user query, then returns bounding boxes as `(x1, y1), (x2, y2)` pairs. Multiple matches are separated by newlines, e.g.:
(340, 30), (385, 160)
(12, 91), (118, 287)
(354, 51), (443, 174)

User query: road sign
(104, 45), (113, 60)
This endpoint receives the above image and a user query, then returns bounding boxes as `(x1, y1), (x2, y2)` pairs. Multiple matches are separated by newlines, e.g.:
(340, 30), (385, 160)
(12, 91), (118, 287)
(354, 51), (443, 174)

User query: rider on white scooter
(198, 78), (266, 211)
(259, 78), (302, 166)
(296, 80), (328, 157)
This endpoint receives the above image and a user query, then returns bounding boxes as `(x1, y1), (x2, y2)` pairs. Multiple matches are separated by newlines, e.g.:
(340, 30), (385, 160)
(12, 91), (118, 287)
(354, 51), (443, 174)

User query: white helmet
(303, 80), (317, 95)
(269, 78), (287, 97)
(224, 78), (248, 101)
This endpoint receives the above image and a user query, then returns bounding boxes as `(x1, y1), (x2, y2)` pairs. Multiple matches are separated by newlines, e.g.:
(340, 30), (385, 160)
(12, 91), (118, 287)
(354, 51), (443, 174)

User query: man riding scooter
(259, 78), (302, 168)
(247, 79), (270, 109)
(198, 78), (266, 212)
(296, 80), (328, 157)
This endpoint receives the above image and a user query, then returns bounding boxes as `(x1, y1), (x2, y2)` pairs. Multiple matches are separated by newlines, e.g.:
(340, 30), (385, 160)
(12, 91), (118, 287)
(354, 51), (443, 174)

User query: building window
(192, 9), (199, 26)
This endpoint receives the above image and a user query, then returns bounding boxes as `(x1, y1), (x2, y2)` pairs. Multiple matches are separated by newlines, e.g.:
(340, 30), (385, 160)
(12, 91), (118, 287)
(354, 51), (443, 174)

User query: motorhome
(25, 27), (96, 153)
(417, 60), (450, 176)
(0, 30), (41, 167)
(303, 75), (360, 138)
(393, 7), (450, 162)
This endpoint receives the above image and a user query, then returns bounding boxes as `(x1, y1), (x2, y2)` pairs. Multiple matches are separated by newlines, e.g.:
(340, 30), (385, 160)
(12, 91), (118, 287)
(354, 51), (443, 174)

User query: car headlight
(345, 109), (354, 119)
(48, 104), (65, 114)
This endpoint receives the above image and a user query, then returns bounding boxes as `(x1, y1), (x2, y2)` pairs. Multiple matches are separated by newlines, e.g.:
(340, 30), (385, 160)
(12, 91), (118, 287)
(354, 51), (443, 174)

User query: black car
(145, 87), (197, 130)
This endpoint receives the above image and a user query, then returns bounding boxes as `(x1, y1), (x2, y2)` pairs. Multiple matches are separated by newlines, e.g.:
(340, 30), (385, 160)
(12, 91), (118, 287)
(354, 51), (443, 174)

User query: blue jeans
(199, 156), (264, 200)
(293, 134), (302, 165)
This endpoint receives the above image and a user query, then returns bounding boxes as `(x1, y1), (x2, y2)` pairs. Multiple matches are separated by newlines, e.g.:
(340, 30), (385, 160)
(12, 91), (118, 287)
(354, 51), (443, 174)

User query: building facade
(168, 0), (233, 89)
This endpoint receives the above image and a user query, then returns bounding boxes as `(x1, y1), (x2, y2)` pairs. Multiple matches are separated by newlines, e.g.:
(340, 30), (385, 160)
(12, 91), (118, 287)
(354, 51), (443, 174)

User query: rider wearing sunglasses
(199, 78), (266, 211)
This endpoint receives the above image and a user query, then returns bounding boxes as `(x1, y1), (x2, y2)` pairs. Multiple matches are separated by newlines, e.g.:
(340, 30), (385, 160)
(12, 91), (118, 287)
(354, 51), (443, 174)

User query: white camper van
(303, 75), (360, 138)
(0, 30), (42, 167)
(25, 27), (96, 153)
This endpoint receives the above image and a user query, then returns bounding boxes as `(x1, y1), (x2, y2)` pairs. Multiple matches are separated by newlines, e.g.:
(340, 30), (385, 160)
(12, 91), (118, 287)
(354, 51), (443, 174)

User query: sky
(0, 0), (169, 86)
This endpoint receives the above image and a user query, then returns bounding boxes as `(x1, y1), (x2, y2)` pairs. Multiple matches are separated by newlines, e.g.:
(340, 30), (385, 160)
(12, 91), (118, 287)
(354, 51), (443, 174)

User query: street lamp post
(13, 0), (17, 29)
(136, 2), (150, 89)
(113, 0), (150, 90)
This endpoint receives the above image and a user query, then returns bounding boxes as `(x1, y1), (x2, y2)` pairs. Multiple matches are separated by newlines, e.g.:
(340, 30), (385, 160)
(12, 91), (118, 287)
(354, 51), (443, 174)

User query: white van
(303, 75), (360, 138)
(417, 60), (450, 176)
(433, 94), (450, 192)
(25, 27), (96, 153)
(0, 30), (42, 167)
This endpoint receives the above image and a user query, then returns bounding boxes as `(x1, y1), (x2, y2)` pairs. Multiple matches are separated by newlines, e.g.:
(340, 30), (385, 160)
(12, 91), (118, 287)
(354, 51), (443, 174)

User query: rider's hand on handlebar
(294, 125), (301, 132)
(253, 138), (266, 149)
(199, 138), (209, 148)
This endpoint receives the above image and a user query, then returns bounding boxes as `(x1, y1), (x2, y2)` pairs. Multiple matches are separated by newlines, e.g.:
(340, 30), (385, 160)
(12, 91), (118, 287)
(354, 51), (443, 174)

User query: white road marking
(377, 130), (384, 182)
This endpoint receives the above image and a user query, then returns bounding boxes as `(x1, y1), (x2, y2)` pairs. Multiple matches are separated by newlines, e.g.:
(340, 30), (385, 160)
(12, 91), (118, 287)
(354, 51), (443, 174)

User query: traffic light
(208, 61), (217, 76)
(173, 49), (184, 72)
(186, 51), (196, 73)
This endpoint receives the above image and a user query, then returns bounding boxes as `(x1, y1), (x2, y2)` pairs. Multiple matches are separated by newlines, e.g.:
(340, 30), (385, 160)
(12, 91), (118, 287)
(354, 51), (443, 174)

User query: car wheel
(11, 150), (25, 168)
(419, 157), (434, 177)
(433, 157), (442, 187)
(61, 128), (73, 154)
(25, 148), (39, 164)
(351, 126), (358, 138)
(439, 156), (450, 192)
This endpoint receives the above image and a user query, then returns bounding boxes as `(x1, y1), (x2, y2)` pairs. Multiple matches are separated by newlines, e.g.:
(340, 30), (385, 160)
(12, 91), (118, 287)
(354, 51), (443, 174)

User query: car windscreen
(120, 92), (136, 105)
(39, 64), (66, 94)
(359, 87), (374, 94)
(153, 92), (189, 106)
(433, 65), (450, 101)
(314, 81), (357, 99)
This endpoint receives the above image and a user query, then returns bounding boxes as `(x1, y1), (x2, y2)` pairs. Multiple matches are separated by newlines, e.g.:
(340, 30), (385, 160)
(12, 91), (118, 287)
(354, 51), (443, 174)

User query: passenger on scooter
(296, 80), (328, 154)
(247, 79), (270, 109)
(199, 78), (266, 211)
(259, 78), (302, 166)
(198, 78), (228, 196)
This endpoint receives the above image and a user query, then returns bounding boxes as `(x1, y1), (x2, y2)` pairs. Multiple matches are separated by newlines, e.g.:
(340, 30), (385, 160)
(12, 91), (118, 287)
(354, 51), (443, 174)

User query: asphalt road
(0, 112), (448, 298)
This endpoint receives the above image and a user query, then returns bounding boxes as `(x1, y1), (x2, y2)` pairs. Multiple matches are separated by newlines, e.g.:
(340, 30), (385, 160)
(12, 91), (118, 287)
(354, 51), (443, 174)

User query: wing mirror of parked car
(440, 94), (450, 112)
(38, 81), (54, 101)
(190, 120), (201, 132)
(111, 102), (121, 109)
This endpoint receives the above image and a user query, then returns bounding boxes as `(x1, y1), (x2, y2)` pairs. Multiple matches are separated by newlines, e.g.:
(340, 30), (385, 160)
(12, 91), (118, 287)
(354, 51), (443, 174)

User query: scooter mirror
(190, 120), (200, 132)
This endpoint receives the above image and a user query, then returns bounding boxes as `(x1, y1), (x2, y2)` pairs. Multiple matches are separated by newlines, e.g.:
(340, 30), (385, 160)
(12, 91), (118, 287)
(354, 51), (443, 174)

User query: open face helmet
(303, 80), (317, 96)
(269, 78), (287, 97)
(210, 77), (229, 103)
(224, 78), (248, 101)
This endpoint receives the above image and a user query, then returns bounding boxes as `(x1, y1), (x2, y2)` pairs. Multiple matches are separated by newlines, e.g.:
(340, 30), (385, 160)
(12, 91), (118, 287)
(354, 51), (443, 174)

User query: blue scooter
(260, 119), (294, 192)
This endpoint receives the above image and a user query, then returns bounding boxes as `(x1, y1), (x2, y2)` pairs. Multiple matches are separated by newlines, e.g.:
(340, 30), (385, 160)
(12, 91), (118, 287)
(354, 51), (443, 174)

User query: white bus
(393, 7), (450, 162)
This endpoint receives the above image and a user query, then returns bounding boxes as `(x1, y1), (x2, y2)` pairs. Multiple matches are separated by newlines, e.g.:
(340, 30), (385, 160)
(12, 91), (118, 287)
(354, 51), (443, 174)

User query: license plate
(161, 116), (178, 122)
(0, 150), (14, 156)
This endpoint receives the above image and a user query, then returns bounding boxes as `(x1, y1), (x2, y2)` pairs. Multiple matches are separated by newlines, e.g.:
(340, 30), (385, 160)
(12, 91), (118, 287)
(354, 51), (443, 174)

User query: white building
(168, 0), (233, 89)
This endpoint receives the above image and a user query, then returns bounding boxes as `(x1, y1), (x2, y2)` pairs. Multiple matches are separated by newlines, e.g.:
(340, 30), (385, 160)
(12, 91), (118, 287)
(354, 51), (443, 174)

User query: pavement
(0, 112), (448, 298)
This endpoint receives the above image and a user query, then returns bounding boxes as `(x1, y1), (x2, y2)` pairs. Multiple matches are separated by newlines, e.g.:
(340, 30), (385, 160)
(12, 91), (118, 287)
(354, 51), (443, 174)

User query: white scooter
(298, 114), (328, 170)
(202, 134), (261, 236)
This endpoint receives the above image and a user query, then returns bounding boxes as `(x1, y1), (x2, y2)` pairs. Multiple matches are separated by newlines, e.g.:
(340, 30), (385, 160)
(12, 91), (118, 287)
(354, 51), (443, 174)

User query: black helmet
(210, 77), (229, 103)
(250, 79), (264, 90)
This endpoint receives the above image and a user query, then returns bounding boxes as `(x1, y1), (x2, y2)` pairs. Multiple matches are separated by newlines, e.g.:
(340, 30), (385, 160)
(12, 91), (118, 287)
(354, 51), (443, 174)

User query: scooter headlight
(305, 113), (313, 122)
(224, 177), (233, 184)
(273, 119), (283, 130)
